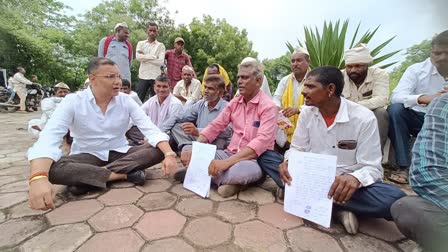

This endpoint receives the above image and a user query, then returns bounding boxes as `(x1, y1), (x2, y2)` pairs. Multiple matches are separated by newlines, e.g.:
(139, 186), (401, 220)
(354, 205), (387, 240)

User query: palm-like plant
(286, 19), (401, 69)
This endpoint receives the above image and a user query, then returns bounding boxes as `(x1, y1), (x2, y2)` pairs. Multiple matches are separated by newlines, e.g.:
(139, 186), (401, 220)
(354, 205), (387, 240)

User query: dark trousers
(387, 104), (425, 167)
(49, 144), (164, 188)
(392, 196), (448, 252)
(126, 126), (145, 146)
(136, 79), (155, 102)
(258, 150), (405, 220)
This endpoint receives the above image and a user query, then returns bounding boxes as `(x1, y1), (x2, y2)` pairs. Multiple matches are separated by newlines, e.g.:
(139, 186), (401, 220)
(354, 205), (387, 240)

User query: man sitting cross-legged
(180, 60), (277, 198)
(27, 58), (178, 210)
(260, 66), (405, 234)
(172, 74), (232, 180)
(126, 75), (183, 145)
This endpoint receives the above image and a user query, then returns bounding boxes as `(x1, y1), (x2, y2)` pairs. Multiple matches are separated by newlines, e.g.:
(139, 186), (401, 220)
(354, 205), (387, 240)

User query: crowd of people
(23, 22), (447, 252)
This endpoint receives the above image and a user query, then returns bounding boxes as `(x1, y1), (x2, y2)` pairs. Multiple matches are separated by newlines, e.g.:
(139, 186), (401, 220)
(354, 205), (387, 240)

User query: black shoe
(174, 169), (187, 183)
(127, 170), (146, 186)
(68, 185), (91, 196)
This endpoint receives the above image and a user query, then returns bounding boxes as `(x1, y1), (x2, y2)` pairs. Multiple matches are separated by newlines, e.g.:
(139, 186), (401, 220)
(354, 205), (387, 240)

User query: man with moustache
(342, 44), (390, 152)
(273, 48), (311, 149)
(173, 65), (202, 105)
(98, 23), (133, 82)
(27, 58), (178, 209)
(165, 37), (195, 89)
(180, 61), (277, 198)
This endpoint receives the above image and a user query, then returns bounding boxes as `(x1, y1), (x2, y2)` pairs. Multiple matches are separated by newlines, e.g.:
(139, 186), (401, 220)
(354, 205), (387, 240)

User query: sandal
(387, 170), (409, 184)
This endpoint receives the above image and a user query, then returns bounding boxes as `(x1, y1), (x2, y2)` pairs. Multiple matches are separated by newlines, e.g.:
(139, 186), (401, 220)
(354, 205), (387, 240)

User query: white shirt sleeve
(261, 75), (272, 98)
(188, 79), (202, 103)
(160, 102), (184, 132)
(273, 76), (288, 107)
(13, 73), (32, 85)
(284, 108), (311, 161)
(28, 96), (74, 161)
(390, 66), (421, 108)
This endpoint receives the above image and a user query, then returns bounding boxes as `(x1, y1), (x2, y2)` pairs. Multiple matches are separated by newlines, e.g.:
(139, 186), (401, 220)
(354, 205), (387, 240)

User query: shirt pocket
(336, 148), (357, 166)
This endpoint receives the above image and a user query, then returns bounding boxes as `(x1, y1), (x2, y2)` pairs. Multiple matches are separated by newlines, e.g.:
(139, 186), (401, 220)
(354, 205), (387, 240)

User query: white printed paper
(284, 150), (337, 228)
(183, 141), (216, 198)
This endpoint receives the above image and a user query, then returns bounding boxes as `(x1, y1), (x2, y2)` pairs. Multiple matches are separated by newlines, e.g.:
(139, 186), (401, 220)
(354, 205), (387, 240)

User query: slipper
(388, 170), (408, 184)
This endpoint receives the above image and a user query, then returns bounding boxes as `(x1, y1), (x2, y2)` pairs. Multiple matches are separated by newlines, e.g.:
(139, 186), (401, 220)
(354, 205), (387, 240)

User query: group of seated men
(26, 30), (447, 251)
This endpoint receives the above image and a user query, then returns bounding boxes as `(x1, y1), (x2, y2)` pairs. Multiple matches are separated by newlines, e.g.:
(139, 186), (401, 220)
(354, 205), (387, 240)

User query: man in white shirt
(6, 72), (16, 103)
(28, 82), (70, 137)
(120, 79), (142, 106)
(12, 67), (33, 112)
(173, 65), (201, 105)
(135, 22), (165, 102)
(27, 58), (178, 210)
(273, 48), (310, 150)
(388, 30), (448, 180)
(126, 75), (184, 145)
(342, 44), (390, 151)
(264, 66), (405, 234)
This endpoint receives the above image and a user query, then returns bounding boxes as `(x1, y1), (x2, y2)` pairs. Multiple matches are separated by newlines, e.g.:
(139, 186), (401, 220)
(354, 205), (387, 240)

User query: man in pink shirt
(179, 60), (278, 197)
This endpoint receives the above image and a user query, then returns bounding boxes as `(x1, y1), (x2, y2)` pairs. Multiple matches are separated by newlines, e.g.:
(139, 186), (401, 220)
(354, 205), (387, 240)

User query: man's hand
(137, 50), (144, 54)
(29, 178), (55, 210)
(328, 174), (360, 204)
(418, 93), (441, 105)
(208, 159), (231, 177)
(279, 161), (292, 185)
(282, 107), (300, 118)
(180, 150), (192, 167)
(161, 156), (178, 175)
(182, 123), (199, 136)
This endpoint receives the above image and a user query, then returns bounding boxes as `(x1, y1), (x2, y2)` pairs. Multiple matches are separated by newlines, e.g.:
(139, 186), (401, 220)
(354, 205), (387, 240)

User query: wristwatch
(164, 151), (177, 158)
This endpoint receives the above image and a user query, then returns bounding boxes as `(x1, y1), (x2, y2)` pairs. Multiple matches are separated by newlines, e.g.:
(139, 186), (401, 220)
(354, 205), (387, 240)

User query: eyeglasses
(93, 74), (122, 81)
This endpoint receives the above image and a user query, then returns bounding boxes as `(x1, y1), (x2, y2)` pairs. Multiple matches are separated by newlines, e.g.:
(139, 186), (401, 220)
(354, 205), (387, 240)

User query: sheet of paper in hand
(284, 150), (337, 228)
(183, 141), (217, 198)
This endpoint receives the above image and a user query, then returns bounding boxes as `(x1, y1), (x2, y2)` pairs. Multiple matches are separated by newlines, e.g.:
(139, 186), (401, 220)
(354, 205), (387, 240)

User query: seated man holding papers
(267, 66), (405, 234)
(180, 60), (277, 198)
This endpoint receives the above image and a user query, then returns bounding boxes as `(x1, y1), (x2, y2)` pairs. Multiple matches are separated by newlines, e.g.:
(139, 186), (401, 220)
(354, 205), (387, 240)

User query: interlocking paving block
(88, 204), (143, 231)
(358, 217), (406, 242)
(238, 187), (275, 205)
(97, 188), (143, 206)
(170, 184), (195, 197)
(77, 229), (144, 252)
(136, 179), (172, 193)
(0, 192), (28, 209)
(137, 192), (177, 211)
(0, 218), (45, 248)
(175, 197), (213, 217)
(216, 200), (256, 223)
(257, 203), (303, 230)
(141, 238), (195, 252)
(18, 223), (92, 252)
(135, 210), (186, 240)
(183, 216), (232, 248)
(46, 199), (103, 225)
(234, 220), (287, 252)
(287, 226), (343, 252)
(340, 234), (399, 252)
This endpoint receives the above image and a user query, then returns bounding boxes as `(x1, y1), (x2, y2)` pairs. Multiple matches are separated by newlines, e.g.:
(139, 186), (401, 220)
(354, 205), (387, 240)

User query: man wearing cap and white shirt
(98, 22), (133, 82)
(235, 57), (272, 98)
(173, 65), (202, 105)
(28, 82), (70, 137)
(342, 44), (390, 151)
(165, 37), (195, 90)
(135, 22), (165, 102)
(387, 30), (448, 183)
(273, 48), (311, 149)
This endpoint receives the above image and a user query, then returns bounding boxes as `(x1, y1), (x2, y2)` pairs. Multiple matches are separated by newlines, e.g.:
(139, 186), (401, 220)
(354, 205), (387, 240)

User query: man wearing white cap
(273, 47), (310, 150)
(28, 82), (70, 137)
(173, 65), (201, 105)
(342, 44), (390, 151)
(98, 22), (133, 82)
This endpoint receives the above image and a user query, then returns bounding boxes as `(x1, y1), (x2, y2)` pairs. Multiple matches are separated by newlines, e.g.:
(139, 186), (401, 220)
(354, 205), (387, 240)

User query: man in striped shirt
(392, 93), (448, 252)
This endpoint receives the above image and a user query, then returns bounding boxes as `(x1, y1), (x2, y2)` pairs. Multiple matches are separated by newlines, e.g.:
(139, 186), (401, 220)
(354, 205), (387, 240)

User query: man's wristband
(164, 151), (177, 158)
(29, 175), (48, 185)
(30, 171), (49, 180)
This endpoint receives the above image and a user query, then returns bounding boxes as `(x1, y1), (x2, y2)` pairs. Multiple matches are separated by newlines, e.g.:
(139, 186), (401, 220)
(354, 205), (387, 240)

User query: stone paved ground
(0, 111), (418, 252)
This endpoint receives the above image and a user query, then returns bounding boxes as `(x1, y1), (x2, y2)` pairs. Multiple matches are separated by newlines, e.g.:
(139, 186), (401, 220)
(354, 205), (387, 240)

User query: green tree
(167, 15), (257, 82)
(262, 54), (290, 92)
(389, 40), (431, 90)
(0, 0), (77, 87)
(286, 19), (401, 69)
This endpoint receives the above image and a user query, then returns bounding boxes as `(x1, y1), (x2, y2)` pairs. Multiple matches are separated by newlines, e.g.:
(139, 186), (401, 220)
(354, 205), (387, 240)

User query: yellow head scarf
(201, 64), (231, 94)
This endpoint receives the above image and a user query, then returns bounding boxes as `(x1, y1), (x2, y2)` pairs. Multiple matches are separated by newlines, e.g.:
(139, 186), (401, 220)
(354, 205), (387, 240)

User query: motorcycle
(0, 83), (44, 112)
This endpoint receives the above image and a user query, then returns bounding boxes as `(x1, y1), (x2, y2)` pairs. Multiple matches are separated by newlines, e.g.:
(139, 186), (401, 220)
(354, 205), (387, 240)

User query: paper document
(183, 141), (216, 198)
(284, 150), (337, 228)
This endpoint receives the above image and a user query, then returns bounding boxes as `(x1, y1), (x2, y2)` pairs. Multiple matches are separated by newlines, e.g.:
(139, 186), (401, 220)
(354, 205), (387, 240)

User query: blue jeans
(258, 150), (405, 220)
(7, 87), (15, 102)
(387, 104), (424, 168)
